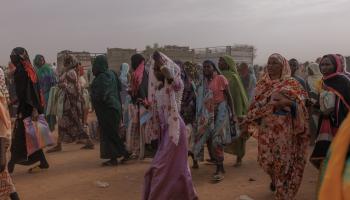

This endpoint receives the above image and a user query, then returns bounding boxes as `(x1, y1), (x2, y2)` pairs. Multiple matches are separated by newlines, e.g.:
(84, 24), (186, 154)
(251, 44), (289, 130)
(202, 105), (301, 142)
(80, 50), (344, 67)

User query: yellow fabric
(0, 96), (11, 139)
(319, 113), (350, 200)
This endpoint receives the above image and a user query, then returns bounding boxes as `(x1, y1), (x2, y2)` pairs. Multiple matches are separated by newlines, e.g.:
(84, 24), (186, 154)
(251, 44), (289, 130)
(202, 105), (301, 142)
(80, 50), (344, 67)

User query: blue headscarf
(119, 63), (129, 86)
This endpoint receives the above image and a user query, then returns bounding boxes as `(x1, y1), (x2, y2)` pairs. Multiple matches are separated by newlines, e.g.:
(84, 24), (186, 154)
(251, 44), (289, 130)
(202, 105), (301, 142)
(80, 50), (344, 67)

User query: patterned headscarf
(63, 54), (79, 71)
(321, 54), (350, 110)
(246, 53), (308, 128)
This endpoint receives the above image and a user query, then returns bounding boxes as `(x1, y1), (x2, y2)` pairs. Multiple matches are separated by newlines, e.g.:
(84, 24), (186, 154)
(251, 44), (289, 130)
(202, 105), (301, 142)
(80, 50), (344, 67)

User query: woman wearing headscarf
(318, 113), (350, 200)
(127, 54), (156, 159)
(182, 62), (199, 156)
(143, 51), (198, 200)
(119, 63), (131, 132)
(192, 60), (234, 182)
(218, 56), (249, 166)
(238, 62), (257, 102)
(33, 54), (57, 131)
(179, 62), (197, 151)
(0, 67), (19, 200)
(310, 54), (350, 169)
(8, 47), (50, 173)
(76, 63), (90, 132)
(90, 55), (129, 166)
(47, 54), (94, 153)
(243, 53), (309, 200)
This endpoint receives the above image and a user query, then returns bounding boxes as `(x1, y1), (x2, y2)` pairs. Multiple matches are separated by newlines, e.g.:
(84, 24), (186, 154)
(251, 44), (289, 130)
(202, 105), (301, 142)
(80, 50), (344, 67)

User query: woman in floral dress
(243, 53), (309, 200)
(47, 54), (94, 153)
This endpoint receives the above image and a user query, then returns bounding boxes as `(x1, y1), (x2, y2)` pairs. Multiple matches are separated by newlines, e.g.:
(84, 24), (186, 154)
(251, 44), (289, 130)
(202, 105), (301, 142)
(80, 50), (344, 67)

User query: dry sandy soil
(11, 136), (318, 200)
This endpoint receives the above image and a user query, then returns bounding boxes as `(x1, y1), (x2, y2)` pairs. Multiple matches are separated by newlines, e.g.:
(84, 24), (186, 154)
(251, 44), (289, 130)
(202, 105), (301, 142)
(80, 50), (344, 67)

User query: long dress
(192, 74), (231, 163)
(35, 63), (57, 131)
(90, 56), (128, 159)
(221, 56), (250, 160)
(127, 67), (154, 159)
(0, 68), (16, 199)
(246, 53), (309, 200)
(9, 48), (49, 171)
(57, 69), (86, 141)
(143, 52), (197, 200)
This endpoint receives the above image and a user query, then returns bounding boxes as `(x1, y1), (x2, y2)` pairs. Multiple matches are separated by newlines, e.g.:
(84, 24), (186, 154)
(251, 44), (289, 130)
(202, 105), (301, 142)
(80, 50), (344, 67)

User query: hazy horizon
(1, 0), (350, 66)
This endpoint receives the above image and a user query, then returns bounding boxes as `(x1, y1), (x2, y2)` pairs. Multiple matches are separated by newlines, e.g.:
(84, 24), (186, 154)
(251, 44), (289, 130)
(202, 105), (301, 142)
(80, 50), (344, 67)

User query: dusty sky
(1, 0), (350, 65)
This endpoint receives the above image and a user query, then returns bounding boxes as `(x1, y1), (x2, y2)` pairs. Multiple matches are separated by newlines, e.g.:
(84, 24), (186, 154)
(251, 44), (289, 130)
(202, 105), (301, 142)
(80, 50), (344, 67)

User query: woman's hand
(270, 92), (292, 110)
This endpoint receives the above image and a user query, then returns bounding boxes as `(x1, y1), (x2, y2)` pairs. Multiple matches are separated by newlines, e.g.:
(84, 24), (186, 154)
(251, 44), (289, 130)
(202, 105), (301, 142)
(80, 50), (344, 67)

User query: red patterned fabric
(245, 53), (309, 200)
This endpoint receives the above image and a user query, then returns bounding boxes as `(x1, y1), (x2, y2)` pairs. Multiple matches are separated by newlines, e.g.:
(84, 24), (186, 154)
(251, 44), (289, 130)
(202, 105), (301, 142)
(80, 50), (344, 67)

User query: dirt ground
(11, 136), (318, 200)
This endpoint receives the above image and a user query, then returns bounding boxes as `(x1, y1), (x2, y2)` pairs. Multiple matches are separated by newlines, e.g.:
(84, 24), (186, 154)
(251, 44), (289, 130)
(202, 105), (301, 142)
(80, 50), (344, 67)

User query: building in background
(58, 45), (256, 76)
(143, 45), (194, 63)
(194, 45), (256, 66)
(107, 48), (137, 72)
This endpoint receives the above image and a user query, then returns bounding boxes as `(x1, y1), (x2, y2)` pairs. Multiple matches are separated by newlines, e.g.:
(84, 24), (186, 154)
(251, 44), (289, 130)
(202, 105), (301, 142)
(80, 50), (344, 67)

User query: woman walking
(192, 60), (234, 182)
(47, 54), (94, 153)
(8, 47), (50, 173)
(244, 53), (309, 200)
(219, 56), (249, 166)
(33, 54), (57, 131)
(143, 51), (197, 200)
(0, 66), (19, 199)
(90, 55), (129, 166)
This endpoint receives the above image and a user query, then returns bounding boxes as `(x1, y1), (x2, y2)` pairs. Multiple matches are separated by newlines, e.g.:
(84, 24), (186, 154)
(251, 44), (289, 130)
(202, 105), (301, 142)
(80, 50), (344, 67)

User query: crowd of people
(0, 47), (349, 200)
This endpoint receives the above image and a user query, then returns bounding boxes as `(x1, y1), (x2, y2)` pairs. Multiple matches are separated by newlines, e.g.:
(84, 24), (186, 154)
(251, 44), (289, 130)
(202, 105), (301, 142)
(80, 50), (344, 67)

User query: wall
(107, 48), (137, 72)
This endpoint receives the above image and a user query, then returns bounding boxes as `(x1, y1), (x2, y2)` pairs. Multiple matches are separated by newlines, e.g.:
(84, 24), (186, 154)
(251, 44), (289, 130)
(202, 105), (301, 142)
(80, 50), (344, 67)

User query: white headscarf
(307, 62), (323, 94)
(119, 63), (129, 86)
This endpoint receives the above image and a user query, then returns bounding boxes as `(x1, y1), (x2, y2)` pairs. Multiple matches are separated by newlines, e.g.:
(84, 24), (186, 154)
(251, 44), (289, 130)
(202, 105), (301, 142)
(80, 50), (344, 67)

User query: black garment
(9, 59), (48, 171)
(310, 73), (350, 169)
(96, 108), (127, 159)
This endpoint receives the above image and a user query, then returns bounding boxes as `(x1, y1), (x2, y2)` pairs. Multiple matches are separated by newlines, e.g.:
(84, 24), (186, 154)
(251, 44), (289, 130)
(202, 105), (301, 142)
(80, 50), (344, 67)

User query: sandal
(211, 174), (224, 183)
(81, 143), (94, 150)
(120, 153), (132, 164)
(28, 165), (48, 174)
(102, 160), (118, 167)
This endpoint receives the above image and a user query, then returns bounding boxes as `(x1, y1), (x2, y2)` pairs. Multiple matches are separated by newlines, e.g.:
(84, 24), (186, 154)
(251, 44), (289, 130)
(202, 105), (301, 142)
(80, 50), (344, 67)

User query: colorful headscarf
(221, 55), (249, 116)
(321, 54), (350, 110)
(10, 47), (38, 83)
(33, 54), (57, 105)
(63, 54), (79, 71)
(130, 60), (145, 98)
(147, 52), (183, 145)
(245, 53), (308, 135)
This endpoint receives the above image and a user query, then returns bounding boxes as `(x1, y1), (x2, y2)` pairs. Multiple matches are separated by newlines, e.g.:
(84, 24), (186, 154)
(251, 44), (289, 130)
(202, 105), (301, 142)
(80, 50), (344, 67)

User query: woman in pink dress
(142, 51), (198, 200)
